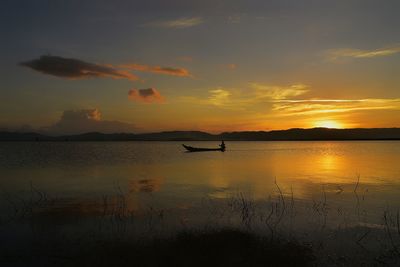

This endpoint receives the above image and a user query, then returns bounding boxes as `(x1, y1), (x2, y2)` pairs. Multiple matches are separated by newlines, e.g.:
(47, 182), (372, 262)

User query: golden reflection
(129, 177), (163, 193)
(319, 153), (341, 172)
(207, 175), (230, 189)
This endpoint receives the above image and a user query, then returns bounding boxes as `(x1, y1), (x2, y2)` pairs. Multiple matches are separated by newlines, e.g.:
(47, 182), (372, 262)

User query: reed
(2, 176), (400, 266)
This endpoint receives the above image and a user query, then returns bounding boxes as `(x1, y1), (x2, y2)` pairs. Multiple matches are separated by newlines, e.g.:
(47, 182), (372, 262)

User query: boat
(182, 144), (225, 152)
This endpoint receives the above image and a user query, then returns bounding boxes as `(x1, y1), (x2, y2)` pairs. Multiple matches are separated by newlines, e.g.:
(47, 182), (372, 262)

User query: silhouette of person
(219, 140), (226, 151)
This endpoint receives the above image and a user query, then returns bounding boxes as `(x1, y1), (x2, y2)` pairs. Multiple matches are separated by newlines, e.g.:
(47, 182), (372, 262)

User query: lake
(1, 141), (400, 210)
(1, 141), (400, 264)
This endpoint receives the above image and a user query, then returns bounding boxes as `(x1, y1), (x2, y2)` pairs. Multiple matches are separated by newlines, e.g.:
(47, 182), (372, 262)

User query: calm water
(1, 141), (400, 223)
(2, 141), (400, 264)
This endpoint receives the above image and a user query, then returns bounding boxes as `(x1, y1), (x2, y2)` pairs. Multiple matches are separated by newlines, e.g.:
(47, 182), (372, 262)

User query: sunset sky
(1, 0), (399, 134)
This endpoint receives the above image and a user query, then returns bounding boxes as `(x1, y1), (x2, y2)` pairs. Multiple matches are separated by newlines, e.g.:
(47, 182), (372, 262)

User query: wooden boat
(182, 144), (225, 152)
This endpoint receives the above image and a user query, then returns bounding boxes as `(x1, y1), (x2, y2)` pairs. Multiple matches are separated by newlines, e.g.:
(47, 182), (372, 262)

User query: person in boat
(219, 140), (226, 151)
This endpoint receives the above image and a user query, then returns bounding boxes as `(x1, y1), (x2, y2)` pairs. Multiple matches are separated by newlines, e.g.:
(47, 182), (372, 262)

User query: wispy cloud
(128, 88), (165, 103)
(121, 63), (191, 77)
(327, 45), (400, 60)
(180, 83), (309, 109)
(272, 98), (400, 116)
(208, 89), (232, 106)
(180, 82), (400, 121)
(146, 17), (204, 29)
(250, 83), (309, 100)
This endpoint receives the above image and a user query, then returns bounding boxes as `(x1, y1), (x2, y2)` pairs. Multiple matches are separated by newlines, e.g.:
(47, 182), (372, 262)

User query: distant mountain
(0, 131), (54, 141)
(1, 128), (400, 141)
(220, 128), (400, 141)
(135, 131), (215, 141)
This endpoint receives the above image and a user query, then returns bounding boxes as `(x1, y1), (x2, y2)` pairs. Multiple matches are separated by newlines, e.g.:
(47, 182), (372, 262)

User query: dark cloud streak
(20, 55), (191, 80)
(20, 55), (139, 80)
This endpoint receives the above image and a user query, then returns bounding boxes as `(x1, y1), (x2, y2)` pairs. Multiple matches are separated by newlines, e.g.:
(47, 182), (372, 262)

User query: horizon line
(1, 126), (400, 137)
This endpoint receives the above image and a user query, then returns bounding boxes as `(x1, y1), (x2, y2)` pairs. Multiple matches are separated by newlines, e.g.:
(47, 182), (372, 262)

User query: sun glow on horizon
(313, 120), (344, 129)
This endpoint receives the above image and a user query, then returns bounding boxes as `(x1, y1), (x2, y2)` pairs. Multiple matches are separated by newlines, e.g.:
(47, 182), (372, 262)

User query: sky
(1, 0), (399, 134)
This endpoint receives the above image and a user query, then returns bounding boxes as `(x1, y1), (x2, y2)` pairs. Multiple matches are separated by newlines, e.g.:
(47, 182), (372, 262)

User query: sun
(313, 120), (343, 129)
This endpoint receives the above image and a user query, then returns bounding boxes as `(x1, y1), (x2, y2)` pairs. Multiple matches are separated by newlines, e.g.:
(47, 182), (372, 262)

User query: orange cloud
(121, 63), (191, 77)
(128, 88), (165, 103)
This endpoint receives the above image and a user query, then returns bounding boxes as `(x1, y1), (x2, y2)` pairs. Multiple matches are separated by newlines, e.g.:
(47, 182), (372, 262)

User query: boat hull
(182, 144), (225, 152)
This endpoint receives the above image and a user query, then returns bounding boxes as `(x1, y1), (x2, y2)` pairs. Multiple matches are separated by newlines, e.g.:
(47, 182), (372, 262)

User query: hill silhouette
(1, 128), (400, 141)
